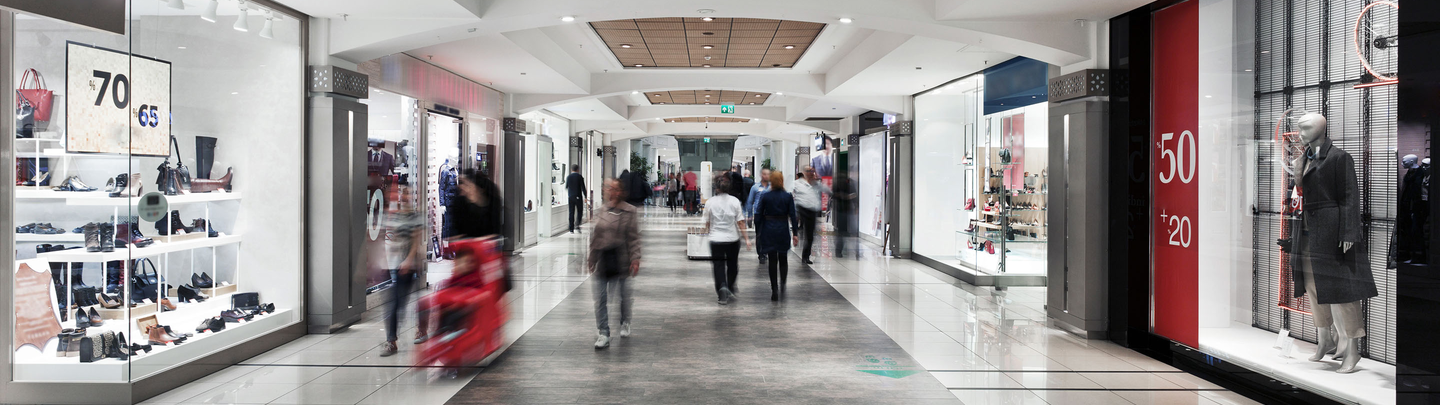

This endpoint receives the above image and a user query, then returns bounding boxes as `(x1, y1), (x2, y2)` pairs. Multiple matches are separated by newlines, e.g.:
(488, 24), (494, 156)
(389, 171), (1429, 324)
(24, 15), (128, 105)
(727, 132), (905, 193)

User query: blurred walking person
(588, 179), (641, 348)
(831, 171), (859, 258)
(755, 171), (799, 301)
(705, 176), (750, 305)
(380, 185), (424, 356)
(746, 168), (771, 264)
(792, 165), (831, 265)
(416, 169), (505, 343)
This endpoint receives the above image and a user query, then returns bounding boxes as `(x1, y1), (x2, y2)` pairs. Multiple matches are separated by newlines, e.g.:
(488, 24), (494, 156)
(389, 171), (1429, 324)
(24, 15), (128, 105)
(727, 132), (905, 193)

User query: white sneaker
(619, 323), (631, 338)
(594, 334), (610, 349)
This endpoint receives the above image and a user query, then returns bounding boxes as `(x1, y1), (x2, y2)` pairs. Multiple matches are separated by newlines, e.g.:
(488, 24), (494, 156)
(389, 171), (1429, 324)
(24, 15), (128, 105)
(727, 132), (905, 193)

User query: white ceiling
(408, 33), (588, 94)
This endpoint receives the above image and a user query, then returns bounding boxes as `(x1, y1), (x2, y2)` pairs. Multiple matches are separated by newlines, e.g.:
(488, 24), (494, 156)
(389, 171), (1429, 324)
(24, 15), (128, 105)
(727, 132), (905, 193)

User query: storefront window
(10, 1), (303, 382)
(361, 88), (420, 291)
(1148, 1), (1405, 402)
(915, 68), (1049, 279)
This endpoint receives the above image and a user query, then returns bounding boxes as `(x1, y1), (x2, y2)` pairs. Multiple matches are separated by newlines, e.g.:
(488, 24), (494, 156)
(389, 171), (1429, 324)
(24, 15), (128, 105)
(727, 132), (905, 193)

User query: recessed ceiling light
(705, 94), (711, 97)
(755, 94), (762, 97)
(776, 92), (783, 95)
(749, 102), (755, 105)
(561, 16), (575, 22)
(838, 17), (853, 24)
(178, 46), (187, 49)
(634, 64), (644, 67)
(784, 45), (795, 49)
(231, 92), (239, 95)
(702, 45), (714, 49)
(702, 16), (714, 22)
(698, 8), (715, 14)
(702, 64), (712, 67)
(653, 94), (660, 97)
(659, 102), (666, 104)
(1260, 50), (1270, 54)
(632, 91), (639, 94)
(620, 44), (632, 48)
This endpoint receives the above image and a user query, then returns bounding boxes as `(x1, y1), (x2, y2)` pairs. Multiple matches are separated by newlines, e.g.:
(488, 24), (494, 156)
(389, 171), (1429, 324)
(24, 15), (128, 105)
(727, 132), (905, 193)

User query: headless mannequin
(1295, 113), (1364, 373)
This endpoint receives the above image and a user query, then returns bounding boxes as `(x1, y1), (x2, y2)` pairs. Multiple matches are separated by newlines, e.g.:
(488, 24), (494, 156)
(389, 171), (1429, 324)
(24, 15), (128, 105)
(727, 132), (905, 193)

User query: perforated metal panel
(1251, 0), (1396, 365)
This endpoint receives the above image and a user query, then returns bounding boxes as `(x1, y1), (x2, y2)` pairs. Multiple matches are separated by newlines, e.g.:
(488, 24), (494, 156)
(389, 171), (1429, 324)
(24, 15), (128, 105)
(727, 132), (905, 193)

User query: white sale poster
(65, 41), (170, 156)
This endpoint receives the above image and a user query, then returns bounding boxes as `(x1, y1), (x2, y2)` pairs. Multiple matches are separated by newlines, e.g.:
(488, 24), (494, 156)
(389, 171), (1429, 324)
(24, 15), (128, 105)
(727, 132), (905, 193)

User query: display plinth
(201, 284), (238, 297)
(15, 189), (242, 205)
(1201, 324), (1395, 405)
(93, 303), (157, 320)
(150, 232), (206, 243)
(36, 235), (241, 262)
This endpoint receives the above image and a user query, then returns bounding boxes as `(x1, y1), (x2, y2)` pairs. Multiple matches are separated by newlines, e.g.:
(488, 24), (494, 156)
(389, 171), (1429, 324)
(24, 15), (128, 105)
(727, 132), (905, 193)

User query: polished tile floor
(142, 207), (1259, 405)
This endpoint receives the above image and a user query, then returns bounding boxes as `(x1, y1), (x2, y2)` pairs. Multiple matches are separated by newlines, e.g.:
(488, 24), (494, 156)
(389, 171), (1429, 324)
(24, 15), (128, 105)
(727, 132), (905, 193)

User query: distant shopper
(588, 178), (641, 348)
(380, 185), (424, 356)
(792, 165), (831, 265)
(667, 173), (681, 212)
(566, 164), (586, 233)
(727, 169), (745, 202)
(705, 176), (749, 305)
(450, 169), (503, 239)
(741, 170), (756, 205)
(755, 171), (799, 301)
(683, 170), (699, 214)
(831, 171), (859, 258)
(746, 168), (771, 264)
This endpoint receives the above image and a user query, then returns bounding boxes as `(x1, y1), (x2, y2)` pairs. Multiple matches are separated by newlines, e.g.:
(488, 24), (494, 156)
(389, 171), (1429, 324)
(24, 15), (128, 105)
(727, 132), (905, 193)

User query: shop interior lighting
(561, 16), (576, 22)
(233, 1), (249, 32)
(201, 0), (219, 22)
(167, 0), (185, 10)
(259, 11), (275, 39)
(838, 17), (853, 24)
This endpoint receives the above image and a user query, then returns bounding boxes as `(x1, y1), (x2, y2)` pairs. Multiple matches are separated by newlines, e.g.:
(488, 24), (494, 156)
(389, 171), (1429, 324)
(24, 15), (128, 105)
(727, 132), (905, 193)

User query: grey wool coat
(1285, 139), (1378, 304)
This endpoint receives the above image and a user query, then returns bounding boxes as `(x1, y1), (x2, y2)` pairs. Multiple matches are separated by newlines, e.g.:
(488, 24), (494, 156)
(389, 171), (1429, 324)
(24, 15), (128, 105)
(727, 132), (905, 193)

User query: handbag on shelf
(15, 91), (34, 139)
(156, 136), (191, 195)
(231, 292), (259, 311)
(17, 69), (53, 122)
(129, 258), (161, 304)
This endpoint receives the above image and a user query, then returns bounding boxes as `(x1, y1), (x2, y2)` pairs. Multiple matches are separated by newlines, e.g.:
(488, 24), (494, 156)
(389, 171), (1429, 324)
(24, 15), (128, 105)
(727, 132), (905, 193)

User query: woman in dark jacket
(449, 169), (503, 239)
(754, 171), (798, 301)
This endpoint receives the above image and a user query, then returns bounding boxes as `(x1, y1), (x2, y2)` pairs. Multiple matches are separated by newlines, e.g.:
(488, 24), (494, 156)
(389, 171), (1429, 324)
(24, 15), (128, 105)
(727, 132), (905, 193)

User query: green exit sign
(720, 105), (735, 114)
(704, 137), (711, 143)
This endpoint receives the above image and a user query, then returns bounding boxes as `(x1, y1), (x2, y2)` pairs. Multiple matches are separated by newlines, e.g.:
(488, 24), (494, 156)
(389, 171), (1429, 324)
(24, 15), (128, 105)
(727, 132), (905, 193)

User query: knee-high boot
(195, 136), (217, 179)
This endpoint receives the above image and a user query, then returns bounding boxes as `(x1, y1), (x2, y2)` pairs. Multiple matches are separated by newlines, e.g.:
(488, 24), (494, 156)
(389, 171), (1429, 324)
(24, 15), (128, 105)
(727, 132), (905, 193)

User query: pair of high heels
(20, 171), (50, 186)
(176, 284), (208, 303)
(52, 176), (97, 192)
(191, 272), (215, 289)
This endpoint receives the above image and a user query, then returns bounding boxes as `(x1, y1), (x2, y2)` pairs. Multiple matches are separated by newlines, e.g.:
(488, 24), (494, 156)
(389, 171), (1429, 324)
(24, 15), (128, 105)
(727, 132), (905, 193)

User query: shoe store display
(192, 272), (214, 289)
(188, 167), (234, 193)
(83, 223), (101, 252)
(196, 317), (226, 333)
(113, 221), (154, 248)
(52, 176), (97, 192)
(108, 173), (142, 198)
(98, 222), (115, 252)
(220, 309), (253, 323)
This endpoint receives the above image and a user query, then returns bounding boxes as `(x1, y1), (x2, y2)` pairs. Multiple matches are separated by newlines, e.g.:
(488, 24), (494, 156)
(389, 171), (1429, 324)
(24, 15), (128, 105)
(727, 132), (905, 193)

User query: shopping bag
(17, 69), (52, 122)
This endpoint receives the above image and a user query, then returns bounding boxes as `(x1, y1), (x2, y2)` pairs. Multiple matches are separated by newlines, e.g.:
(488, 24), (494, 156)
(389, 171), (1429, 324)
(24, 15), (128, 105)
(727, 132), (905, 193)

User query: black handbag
(156, 136), (191, 195)
(15, 90), (34, 138)
(231, 292), (259, 311)
(129, 258), (160, 303)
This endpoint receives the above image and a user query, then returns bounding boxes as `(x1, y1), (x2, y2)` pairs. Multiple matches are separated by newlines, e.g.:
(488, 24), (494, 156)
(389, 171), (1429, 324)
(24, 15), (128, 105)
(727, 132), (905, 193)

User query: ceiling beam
(824, 30), (913, 94)
(501, 29), (592, 93)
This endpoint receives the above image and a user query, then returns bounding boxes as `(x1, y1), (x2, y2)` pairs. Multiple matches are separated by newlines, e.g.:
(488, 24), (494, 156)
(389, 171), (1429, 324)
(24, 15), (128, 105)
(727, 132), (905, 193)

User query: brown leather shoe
(189, 167), (233, 193)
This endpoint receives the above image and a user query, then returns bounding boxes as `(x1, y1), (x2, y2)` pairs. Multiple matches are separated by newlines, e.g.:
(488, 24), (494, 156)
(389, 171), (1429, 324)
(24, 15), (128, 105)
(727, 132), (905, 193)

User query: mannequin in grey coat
(1285, 113), (1377, 374)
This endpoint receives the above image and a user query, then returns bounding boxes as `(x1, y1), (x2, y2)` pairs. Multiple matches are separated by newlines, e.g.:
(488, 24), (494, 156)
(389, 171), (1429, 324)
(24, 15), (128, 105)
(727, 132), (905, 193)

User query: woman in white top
(705, 175), (750, 305)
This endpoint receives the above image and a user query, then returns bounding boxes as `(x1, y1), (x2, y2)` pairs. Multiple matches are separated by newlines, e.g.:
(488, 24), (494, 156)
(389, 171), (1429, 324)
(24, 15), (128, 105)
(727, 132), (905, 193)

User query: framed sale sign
(65, 41), (171, 156)
(1150, 0), (1199, 349)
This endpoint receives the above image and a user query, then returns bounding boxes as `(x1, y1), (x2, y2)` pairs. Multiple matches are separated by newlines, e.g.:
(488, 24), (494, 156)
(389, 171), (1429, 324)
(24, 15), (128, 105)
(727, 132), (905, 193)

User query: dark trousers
(569, 196), (584, 231)
(766, 251), (788, 294)
(385, 269), (415, 343)
(668, 192), (679, 211)
(834, 214), (852, 257)
(798, 208), (818, 261)
(710, 241), (740, 298)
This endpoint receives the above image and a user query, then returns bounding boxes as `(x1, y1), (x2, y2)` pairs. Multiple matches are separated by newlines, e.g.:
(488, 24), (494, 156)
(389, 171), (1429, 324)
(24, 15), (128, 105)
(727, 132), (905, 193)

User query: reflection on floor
(141, 207), (1260, 405)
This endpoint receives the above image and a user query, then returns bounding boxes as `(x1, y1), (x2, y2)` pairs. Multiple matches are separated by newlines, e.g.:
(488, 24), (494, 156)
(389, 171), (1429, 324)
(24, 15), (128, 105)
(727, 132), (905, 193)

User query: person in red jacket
(683, 170), (699, 214)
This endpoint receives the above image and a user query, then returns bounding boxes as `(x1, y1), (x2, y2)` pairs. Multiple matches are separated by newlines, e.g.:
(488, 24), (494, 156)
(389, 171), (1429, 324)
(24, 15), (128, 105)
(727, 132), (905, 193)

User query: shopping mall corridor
(140, 208), (1258, 405)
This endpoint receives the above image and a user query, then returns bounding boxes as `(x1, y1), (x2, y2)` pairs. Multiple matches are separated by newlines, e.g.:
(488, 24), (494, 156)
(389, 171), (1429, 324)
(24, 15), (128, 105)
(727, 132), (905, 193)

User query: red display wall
(1150, 0), (1199, 348)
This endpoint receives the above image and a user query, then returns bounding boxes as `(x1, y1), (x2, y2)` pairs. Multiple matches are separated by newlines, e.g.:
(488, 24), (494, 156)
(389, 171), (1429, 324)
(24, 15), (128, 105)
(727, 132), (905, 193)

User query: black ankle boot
(99, 223), (115, 252)
(83, 223), (100, 252)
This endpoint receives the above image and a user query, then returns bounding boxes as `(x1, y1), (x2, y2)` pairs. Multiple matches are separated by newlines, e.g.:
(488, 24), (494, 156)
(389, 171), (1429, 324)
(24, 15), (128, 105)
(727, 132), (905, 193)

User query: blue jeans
(592, 274), (631, 337)
(385, 269), (415, 343)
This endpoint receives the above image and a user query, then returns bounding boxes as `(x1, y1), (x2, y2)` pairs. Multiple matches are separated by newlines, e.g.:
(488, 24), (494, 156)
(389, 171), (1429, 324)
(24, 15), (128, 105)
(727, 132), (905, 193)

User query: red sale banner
(1151, 0), (1199, 349)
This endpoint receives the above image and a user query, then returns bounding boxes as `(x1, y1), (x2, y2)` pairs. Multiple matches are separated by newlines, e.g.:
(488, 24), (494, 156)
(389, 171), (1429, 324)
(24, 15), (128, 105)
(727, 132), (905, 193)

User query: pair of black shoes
(196, 316), (228, 333)
(220, 309), (254, 323)
(74, 307), (104, 328)
(191, 272), (215, 289)
(82, 223), (115, 252)
(176, 284), (208, 303)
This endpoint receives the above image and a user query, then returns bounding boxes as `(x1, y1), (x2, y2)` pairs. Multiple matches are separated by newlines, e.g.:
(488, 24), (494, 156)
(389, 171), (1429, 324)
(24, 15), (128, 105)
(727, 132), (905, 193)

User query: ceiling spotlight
(659, 102), (666, 105)
(561, 16), (576, 22)
(705, 94), (711, 97)
(784, 45), (795, 49)
(167, 0), (185, 10)
(233, 1), (249, 32)
(704, 55), (712, 60)
(703, 64), (712, 68)
(634, 64), (644, 67)
(775, 92), (783, 95)
(702, 16), (714, 22)
(653, 94), (660, 97)
(749, 102), (755, 105)
(620, 44), (632, 48)
(632, 91), (640, 94)
(702, 45), (714, 49)
(259, 11), (275, 39)
(698, 8), (715, 14)
(201, 0), (218, 22)
(755, 94), (762, 98)
(838, 17), (853, 24)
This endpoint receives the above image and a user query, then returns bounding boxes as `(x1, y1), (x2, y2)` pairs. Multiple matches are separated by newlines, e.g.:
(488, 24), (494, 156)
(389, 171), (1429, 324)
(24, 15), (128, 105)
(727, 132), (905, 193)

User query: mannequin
(1285, 113), (1378, 374)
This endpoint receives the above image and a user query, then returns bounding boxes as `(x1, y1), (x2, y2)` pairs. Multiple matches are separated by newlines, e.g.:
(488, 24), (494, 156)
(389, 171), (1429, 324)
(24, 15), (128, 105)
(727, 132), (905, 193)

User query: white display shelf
(16, 189), (241, 205)
(1200, 324), (1395, 405)
(15, 233), (85, 243)
(15, 149), (129, 159)
(36, 235), (241, 262)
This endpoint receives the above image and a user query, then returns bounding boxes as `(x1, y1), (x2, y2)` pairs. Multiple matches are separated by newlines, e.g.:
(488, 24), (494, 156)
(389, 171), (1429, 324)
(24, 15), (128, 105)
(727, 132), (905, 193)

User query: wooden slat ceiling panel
(664, 117), (751, 123)
(642, 91), (771, 105)
(590, 17), (823, 69)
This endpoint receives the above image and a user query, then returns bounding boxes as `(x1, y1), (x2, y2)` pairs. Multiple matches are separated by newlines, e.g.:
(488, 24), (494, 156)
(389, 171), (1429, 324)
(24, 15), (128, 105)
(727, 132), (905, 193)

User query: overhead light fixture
(652, 94), (659, 97)
(838, 17), (853, 24)
(259, 11), (275, 39)
(233, 1), (249, 32)
(620, 44), (633, 48)
(702, 45), (714, 49)
(201, 0), (218, 22)
(632, 91), (639, 94)
(178, 46), (187, 49)
(702, 32), (714, 36)
(703, 64), (711, 67)
(561, 16), (575, 22)
(776, 92), (783, 95)
(784, 45), (795, 49)
(658, 102), (666, 105)
(167, 0), (185, 10)
(755, 94), (762, 98)
(703, 17), (715, 22)
(749, 102), (755, 105)
(705, 95), (711, 97)
(634, 64), (644, 67)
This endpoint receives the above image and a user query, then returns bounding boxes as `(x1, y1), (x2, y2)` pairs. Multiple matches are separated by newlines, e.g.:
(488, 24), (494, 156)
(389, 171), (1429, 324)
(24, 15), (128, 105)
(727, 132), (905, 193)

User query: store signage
(720, 104), (735, 114)
(0, 0), (125, 35)
(1150, 0), (1199, 349)
(65, 42), (171, 156)
(136, 192), (170, 222)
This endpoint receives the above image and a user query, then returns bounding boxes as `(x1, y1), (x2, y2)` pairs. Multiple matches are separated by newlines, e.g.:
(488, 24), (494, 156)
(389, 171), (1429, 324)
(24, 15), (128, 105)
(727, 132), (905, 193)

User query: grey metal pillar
(501, 118), (525, 252)
(1046, 98), (1109, 339)
(306, 94), (368, 334)
(887, 123), (914, 258)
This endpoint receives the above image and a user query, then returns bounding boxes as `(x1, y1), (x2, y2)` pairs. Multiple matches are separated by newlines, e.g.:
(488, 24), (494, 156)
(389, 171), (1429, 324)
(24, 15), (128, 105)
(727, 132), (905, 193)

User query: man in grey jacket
(792, 165), (831, 265)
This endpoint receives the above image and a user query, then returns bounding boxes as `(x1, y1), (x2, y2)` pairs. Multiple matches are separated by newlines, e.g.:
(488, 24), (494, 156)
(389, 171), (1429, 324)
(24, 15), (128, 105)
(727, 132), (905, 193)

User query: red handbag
(17, 69), (52, 122)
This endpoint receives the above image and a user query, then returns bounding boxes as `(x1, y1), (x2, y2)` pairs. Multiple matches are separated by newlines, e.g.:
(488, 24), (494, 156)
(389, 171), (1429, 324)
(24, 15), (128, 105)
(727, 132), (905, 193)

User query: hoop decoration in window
(1352, 1), (1398, 89)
